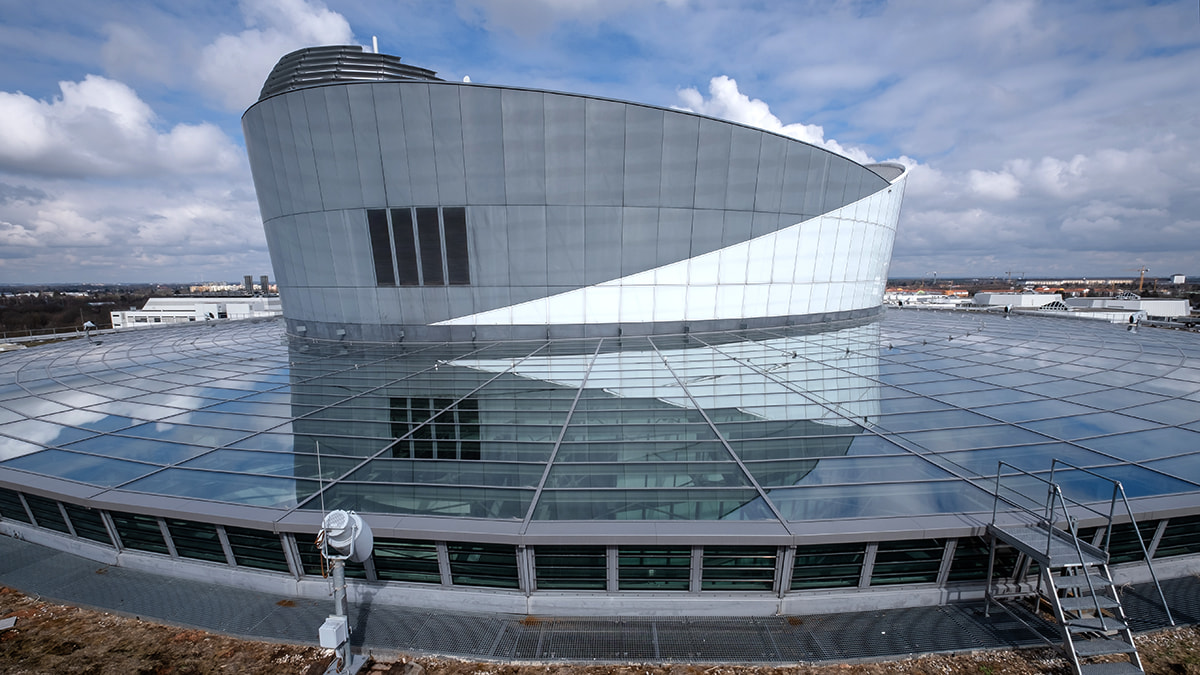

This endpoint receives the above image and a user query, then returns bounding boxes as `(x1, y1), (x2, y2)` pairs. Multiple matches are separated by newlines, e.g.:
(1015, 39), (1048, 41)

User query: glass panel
(870, 539), (945, 585)
(535, 545), (607, 590)
(367, 208), (395, 286)
(790, 543), (863, 590)
(373, 538), (441, 583)
(1154, 515), (1200, 558)
(416, 206), (444, 285)
(62, 503), (112, 546)
(23, 493), (70, 533)
(110, 512), (169, 555)
(618, 546), (690, 590)
(0, 487), (31, 523)
(701, 546), (776, 591)
(1100, 520), (1159, 564)
(443, 207), (470, 285)
(225, 526), (290, 572)
(447, 542), (518, 588)
(165, 519), (227, 563)
(947, 537), (1017, 582)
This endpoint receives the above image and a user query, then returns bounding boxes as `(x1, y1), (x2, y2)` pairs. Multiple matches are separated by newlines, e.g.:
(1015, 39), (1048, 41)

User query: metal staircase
(983, 460), (1173, 675)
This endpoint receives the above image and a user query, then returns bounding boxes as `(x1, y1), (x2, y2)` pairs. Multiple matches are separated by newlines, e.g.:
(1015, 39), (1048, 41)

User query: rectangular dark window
(442, 207), (470, 285)
(367, 209), (396, 286)
(535, 545), (607, 590)
(373, 538), (442, 583)
(165, 519), (227, 563)
(618, 546), (690, 590)
(62, 503), (112, 546)
(0, 487), (31, 523)
(110, 512), (169, 555)
(225, 526), (290, 573)
(870, 539), (945, 586)
(391, 208), (420, 286)
(702, 546), (776, 591)
(791, 542), (864, 590)
(24, 494), (70, 534)
(447, 542), (519, 588)
(416, 207), (445, 285)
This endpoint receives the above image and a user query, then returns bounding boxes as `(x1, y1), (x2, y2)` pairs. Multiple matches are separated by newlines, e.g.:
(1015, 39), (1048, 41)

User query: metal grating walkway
(0, 536), (1193, 664)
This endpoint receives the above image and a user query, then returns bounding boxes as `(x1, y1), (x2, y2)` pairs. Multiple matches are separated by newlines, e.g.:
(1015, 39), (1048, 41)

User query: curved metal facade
(242, 47), (907, 342)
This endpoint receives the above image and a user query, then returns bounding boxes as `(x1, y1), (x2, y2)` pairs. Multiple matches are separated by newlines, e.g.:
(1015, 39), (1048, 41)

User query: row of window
(368, 207), (470, 287)
(3, 486), (1198, 593)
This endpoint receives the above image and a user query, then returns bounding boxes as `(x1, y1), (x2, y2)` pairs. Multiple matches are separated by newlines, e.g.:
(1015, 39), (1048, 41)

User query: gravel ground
(3, 585), (1198, 674)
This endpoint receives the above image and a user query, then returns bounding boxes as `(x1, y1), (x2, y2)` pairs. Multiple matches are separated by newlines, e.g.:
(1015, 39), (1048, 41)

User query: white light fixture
(317, 509), (373, 674)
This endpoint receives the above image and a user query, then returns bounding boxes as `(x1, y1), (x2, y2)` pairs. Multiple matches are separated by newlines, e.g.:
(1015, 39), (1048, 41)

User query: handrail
(992, 461), (1110, 629)
(1050, 459), (1175, 626)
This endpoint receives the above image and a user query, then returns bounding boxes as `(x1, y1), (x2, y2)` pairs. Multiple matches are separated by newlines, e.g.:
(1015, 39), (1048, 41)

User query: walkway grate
(0, 536), (1191, 664)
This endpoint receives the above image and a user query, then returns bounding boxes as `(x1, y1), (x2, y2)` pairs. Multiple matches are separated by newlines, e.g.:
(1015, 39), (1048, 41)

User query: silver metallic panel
(584, 206), (622, 284)
(430, 85), (467, 206)
(695, 119), (731, 210)
(584, 99), (625, 206)
(547, 206), (586, 286)
(780, 143), (815, 216)
(471, 206), (510, 286)
(460, 85), (505, 205)
(373, 84), (413, 206)
(623, 106), (663, 207)
(657, 208), (693, 267)
(502, 89), (547, 205)
(660, 113), (699, 209)
(507, 206), (548, 287)
(323, 85), (364, 212)
(754, 135), (787, 213)
(726, 126), (760, 211)
(544, 94), (586, 205)
(281, 95), (317, 215)
(347, 85), (386, 207)
(620, 207), (658, 276)
(400, 84), (439, 205)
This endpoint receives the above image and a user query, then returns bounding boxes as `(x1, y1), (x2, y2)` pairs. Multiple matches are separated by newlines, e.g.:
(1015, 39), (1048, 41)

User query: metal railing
(1048, 459), (1174, 626)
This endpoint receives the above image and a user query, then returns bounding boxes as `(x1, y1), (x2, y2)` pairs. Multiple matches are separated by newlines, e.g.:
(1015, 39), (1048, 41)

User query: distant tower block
(243, 275), (253, 296)
(260, 275), (270, 294)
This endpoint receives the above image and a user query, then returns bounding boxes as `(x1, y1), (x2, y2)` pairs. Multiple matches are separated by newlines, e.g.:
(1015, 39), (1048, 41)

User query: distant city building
(110, 296), (282, 329)
(1172, 274), (1187, 285)
(1065, 296), (1191, 319)
(972, 292), (1062, 308)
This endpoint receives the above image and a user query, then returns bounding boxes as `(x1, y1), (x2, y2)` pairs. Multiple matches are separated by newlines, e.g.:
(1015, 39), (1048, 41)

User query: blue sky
(0, 0), (1197, 283)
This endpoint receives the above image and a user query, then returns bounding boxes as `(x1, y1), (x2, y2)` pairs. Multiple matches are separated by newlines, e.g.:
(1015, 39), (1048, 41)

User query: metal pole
(331, 559), (350, 674)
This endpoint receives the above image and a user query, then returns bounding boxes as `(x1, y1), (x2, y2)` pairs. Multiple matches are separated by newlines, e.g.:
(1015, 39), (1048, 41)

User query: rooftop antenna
(372, 36), (378, 54)
(315, 439), (372, 675)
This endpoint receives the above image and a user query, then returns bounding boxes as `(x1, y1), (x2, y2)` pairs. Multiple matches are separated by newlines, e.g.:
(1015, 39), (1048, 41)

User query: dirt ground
(2, 585), (1198, 674)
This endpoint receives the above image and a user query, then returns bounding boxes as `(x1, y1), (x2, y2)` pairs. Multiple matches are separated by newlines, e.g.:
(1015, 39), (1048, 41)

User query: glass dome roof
(2, 309), (1198, 529)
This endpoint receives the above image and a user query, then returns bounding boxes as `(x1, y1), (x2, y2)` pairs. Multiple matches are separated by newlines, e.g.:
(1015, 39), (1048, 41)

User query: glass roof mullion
(646, 335), (795, 535)
(286, 339), (563, 517)
(518, 339), (603, 533)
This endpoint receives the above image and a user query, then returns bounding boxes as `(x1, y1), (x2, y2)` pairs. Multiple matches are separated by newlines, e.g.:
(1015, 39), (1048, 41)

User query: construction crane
(1128, 266), (1150, 293)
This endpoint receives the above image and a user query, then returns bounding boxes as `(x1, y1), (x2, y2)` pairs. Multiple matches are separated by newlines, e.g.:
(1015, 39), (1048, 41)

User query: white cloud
(967, 169), (1021, 201)
(0, 75), (242, 178)
(196, 0), (356, 111)
(675, 75), (876, 165)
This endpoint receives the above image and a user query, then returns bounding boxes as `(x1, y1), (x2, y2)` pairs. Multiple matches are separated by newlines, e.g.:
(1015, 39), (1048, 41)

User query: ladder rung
(1073, 637), (1137, 657)
(1054, 574), (1112, 590)
(1058, 595), (1120, 612)
(1078, 662), (1143, 674)
(1069, 617), (1127, 632)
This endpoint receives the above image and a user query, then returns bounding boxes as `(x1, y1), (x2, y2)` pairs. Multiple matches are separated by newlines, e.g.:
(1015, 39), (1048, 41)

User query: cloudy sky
(0, 0), (1197, 284)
